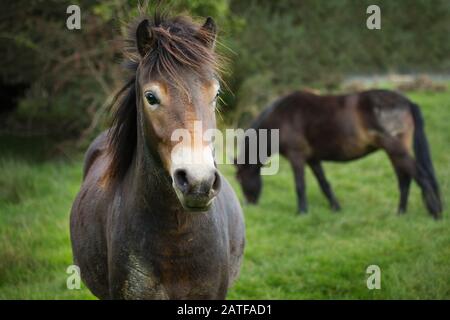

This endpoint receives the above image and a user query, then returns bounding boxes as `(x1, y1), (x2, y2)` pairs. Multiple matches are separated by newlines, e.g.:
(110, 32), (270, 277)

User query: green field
(0, 89), (449, 299)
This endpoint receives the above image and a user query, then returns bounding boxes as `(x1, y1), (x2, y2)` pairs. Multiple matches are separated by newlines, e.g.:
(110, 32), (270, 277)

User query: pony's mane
(104, 13), (222, 182)
(249, 98), (279, 130)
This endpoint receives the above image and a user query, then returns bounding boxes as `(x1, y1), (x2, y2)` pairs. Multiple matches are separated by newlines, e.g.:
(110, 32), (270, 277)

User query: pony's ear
(199, 17), (217, 48)
(136, 19), (152, 57)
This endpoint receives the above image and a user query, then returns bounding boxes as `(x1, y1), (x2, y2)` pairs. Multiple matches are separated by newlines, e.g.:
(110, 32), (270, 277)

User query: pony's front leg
(309, 160), (341, 211)
(107, 252), (169, 300)
(289, 154), (307, 214)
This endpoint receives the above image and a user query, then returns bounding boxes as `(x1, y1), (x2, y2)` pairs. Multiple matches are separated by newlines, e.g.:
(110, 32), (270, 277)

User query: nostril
(212, 171), (221, 193)
(174, 169), (189, 193)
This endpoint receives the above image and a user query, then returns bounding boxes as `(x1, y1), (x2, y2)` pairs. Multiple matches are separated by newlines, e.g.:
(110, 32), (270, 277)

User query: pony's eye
(215, 90), (221, 100)
(144, 91), (160, 106)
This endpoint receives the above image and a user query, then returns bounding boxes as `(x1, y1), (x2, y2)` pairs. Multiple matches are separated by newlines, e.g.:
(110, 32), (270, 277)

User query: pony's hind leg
(392, 165), (412, 214)
(308, 161), (341, 211)
(381, 136), (440, 218)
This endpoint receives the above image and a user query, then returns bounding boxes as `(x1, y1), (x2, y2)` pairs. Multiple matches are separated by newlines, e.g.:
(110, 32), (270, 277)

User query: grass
(0, 89), (449, 299)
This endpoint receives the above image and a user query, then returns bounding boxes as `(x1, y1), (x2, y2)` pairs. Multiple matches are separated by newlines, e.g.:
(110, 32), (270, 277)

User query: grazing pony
(234, 89), (442, 219)
(70, 14), (245, 299)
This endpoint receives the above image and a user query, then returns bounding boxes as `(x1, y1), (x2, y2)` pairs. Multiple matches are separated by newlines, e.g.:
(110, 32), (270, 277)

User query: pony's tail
(410, 102), (442, 217)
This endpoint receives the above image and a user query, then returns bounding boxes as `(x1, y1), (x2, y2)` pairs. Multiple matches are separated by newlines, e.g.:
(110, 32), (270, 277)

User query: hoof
(431, 210), (442, 220)
(331, 203), (341, 212)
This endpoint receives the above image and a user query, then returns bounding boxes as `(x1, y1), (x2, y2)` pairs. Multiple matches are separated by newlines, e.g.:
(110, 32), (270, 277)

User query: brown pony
(70, 14), (245, 299)
(234, 90), (442, 219)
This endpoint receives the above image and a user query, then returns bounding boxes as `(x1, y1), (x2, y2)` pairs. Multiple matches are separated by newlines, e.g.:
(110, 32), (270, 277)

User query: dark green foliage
(227, 0), (450, 125)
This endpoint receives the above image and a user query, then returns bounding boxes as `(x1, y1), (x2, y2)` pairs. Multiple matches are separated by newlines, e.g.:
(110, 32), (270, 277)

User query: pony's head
(108, 14), (223, 212)
(234, 162), (262, 204)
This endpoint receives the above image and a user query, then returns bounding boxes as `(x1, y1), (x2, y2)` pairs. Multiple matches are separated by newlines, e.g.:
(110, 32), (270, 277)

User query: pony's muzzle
(172, 166), (221, 212)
